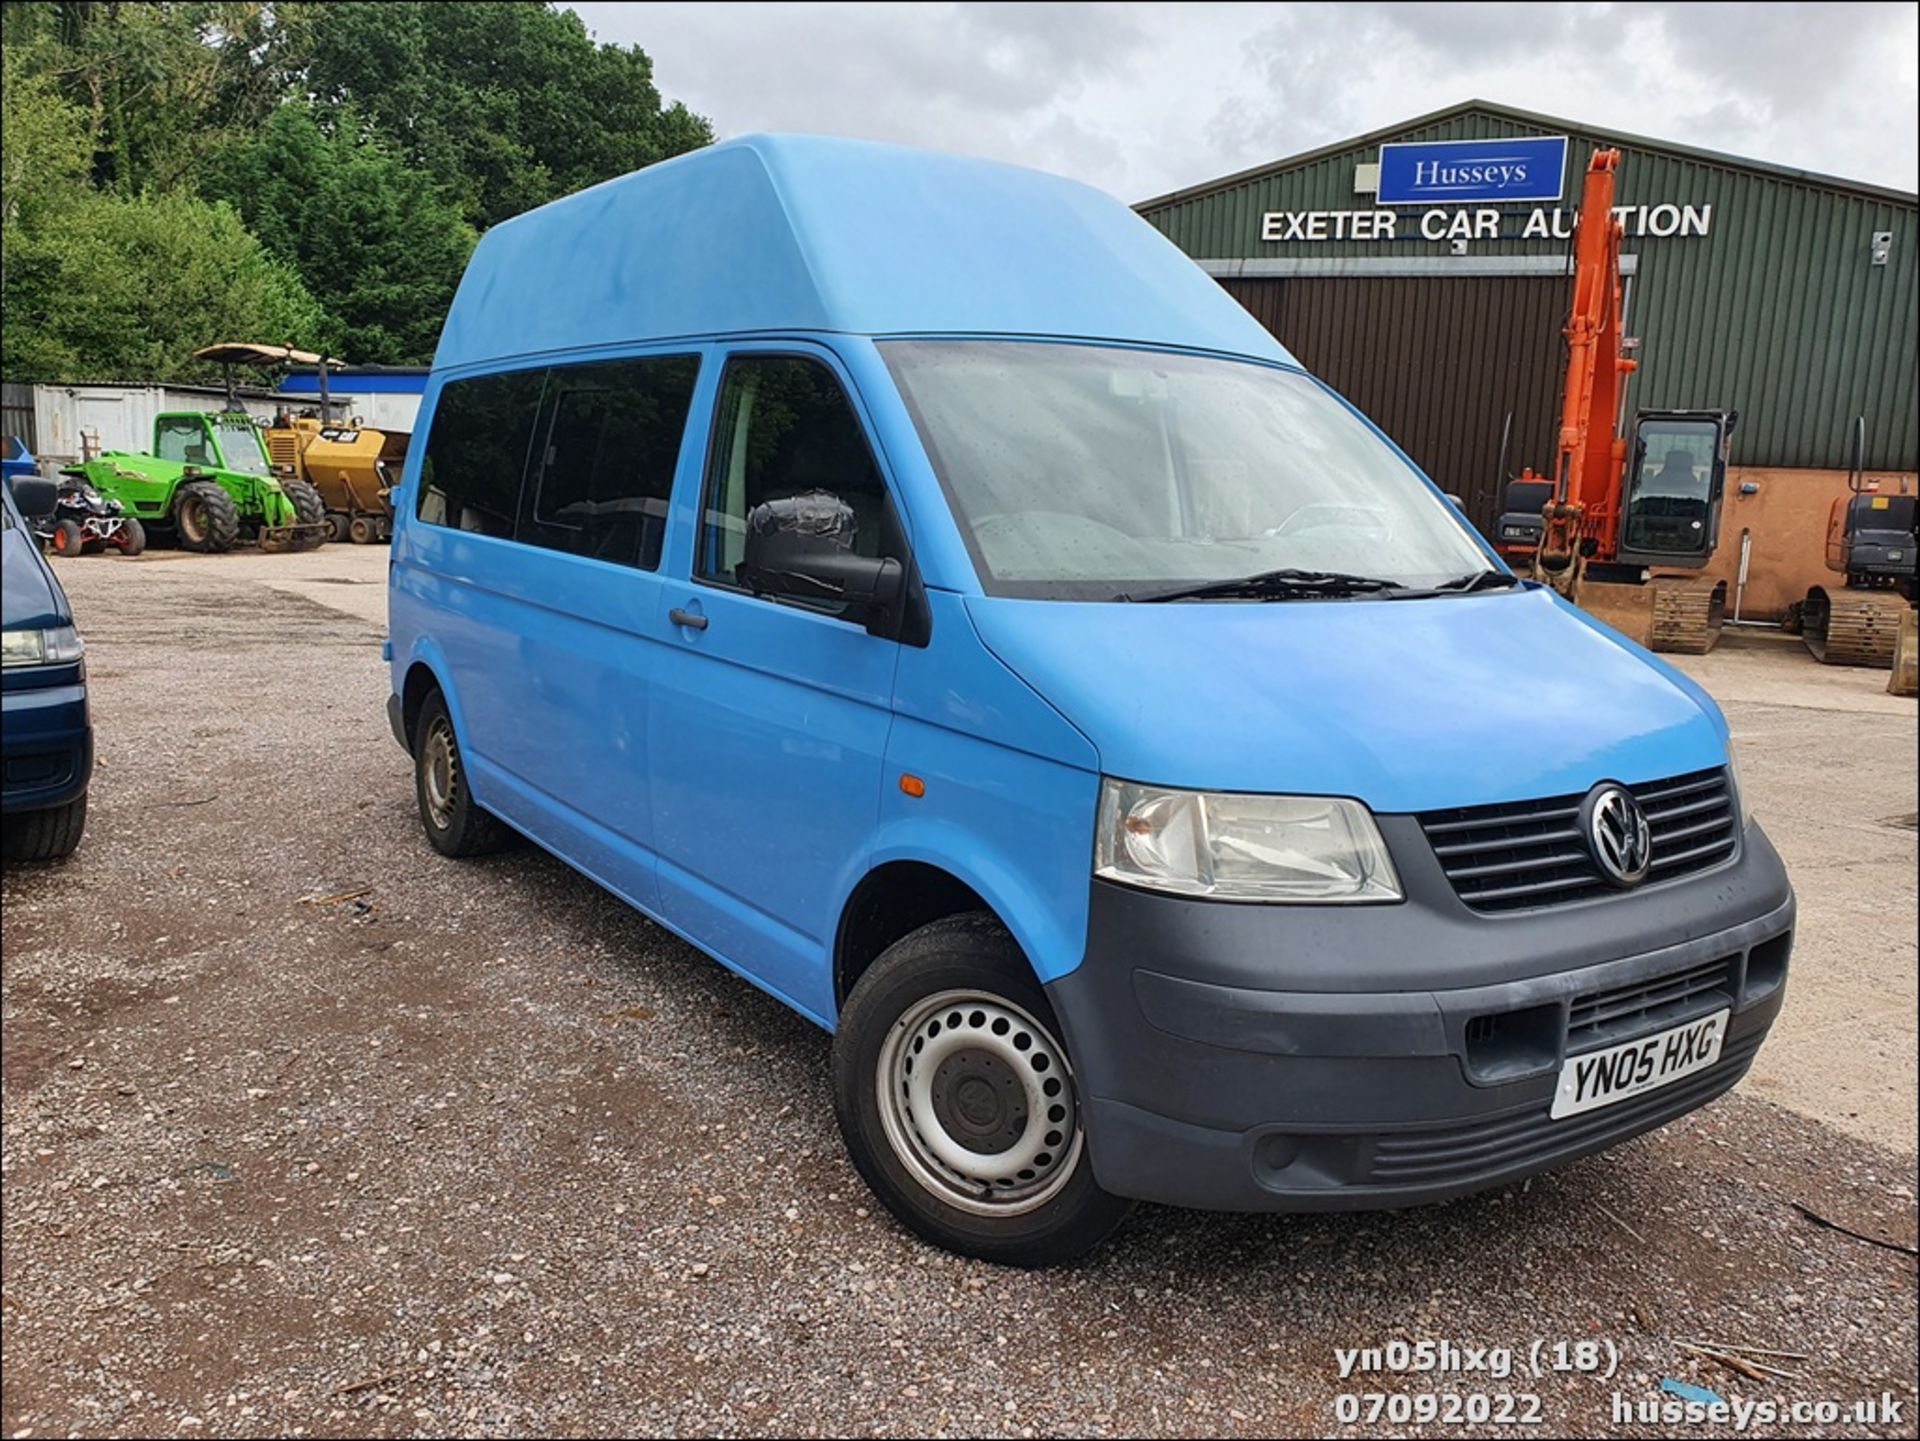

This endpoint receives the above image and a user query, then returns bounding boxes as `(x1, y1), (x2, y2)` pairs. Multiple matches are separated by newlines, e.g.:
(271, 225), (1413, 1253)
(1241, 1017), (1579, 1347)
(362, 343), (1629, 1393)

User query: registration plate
(1550, 1009), (1729, 1120)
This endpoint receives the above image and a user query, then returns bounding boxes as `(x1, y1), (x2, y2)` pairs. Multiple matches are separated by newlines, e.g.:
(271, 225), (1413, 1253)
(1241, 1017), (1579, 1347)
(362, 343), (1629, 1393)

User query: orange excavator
(1493, 149), (1736, 652)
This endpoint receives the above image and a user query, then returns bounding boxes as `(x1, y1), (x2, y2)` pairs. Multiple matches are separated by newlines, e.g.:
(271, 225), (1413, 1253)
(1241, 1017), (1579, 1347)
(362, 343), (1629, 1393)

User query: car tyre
(3, 793), (87, 862)
(412, 690), (511, 858)
(832, 912), (1133, 1266)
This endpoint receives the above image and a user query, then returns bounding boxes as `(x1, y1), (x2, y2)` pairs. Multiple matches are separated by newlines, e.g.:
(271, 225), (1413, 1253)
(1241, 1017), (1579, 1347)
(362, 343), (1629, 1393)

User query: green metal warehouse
(1137, 100), (1919, 539)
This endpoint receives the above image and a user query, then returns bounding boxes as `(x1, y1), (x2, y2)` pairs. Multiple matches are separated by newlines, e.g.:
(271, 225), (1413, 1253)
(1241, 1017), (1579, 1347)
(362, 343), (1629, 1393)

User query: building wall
(1711, 466), (1918, 621)
(1142, 108), (1920, 473)
(1220, 273), (1565, 528)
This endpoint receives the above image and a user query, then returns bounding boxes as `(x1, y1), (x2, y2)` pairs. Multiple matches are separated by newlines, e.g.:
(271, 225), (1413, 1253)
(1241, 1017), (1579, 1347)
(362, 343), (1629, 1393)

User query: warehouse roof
(434, 133), (1290, 372)
(1136, 99), (1920, 212)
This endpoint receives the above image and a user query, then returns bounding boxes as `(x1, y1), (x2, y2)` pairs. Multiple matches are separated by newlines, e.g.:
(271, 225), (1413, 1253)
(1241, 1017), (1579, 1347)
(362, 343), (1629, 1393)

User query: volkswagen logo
(1584, 784), (1653, 887)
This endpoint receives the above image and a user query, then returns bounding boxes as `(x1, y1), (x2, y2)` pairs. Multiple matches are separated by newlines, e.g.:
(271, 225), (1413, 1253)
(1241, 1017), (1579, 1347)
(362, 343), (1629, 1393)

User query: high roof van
(386, 135), (1793, 1265)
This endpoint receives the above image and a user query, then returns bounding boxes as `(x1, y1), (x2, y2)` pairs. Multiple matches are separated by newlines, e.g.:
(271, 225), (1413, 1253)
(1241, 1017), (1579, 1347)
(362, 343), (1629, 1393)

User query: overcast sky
(567, 1), (1919, 202)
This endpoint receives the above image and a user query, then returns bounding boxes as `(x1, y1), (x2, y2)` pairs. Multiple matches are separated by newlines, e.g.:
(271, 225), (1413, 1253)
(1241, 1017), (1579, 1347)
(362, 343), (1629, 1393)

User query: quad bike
(33, 477), (147, 557)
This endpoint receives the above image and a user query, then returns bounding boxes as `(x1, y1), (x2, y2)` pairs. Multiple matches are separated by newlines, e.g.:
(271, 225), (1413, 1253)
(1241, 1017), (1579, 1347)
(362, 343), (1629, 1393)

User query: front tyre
(411, 690), (510, 858)
(3, 794), (87, 861)
(832, 914), (1132, 1266)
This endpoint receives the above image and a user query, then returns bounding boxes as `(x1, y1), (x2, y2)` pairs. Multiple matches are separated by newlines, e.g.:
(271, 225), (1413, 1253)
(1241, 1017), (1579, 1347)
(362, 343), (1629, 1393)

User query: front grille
(1567, 956), (1735, 1050)
(1419, 768), (1738, 912)
(1366, 1032), (1761, 1184)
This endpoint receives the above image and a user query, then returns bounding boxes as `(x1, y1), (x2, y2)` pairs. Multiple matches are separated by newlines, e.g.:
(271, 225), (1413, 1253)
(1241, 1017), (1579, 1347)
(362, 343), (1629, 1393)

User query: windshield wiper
(1430, 569), (1522, 593)
(1121, 568), (1405, 603)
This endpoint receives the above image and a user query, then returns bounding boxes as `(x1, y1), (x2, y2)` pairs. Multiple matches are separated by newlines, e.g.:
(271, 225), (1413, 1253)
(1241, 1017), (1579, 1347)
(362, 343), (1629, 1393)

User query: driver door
(646, 345), (909, 1022)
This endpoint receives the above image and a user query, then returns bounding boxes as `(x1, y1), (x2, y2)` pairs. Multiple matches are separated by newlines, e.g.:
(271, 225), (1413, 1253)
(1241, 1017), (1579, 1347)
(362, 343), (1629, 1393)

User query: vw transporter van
(386, 136), (1794, 1265)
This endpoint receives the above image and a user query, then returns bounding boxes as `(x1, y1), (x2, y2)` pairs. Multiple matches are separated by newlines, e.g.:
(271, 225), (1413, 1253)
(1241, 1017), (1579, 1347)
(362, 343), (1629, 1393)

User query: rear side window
(416, 371), (545, 539)
(519, 355), (700, 569)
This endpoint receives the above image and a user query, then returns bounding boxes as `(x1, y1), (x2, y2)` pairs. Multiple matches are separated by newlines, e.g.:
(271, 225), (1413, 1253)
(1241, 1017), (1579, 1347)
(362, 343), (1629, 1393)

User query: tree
(4, 1), (317, 198)
(304, 2), (712, 230)
(1, 42), (93, 240)
(2, 187), (327, 381)
(200, 105), (476, 363)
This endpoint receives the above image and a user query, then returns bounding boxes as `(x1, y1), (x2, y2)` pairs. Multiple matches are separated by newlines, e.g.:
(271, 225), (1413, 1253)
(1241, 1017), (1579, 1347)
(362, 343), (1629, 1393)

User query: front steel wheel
(833, 914), (1131, 1266)
(877, 989), (1082, 1217)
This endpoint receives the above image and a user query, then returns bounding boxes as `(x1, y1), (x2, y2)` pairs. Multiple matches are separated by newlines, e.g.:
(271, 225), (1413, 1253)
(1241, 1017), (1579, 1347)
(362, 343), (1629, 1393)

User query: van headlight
(1, 625), (83, 668)
(1095, 779), (1402, 903)
(1726, 739), (1753, 828)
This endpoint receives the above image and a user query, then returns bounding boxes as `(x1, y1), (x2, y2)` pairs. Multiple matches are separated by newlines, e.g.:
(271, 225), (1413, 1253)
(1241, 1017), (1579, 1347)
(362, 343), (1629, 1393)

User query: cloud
(567, 1), (1919, 199)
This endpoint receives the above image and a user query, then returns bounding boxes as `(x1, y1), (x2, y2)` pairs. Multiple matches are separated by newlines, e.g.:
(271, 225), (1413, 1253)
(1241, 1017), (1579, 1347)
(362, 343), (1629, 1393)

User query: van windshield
(881, 341), (1490, 600)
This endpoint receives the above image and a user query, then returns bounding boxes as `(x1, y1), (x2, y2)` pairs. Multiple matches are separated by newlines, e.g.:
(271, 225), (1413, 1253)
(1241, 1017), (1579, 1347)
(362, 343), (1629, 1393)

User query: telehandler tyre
(282, 479), (328, 551)
(175, 481), (240, 553)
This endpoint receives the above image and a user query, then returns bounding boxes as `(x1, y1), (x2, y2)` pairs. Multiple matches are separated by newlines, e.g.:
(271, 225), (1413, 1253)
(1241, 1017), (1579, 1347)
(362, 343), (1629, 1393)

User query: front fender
(856, 726), (1103, 990)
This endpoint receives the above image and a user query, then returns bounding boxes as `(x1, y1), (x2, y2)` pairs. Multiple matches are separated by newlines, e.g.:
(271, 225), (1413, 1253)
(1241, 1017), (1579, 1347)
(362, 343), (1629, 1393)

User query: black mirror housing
(738, 491), (914, 639)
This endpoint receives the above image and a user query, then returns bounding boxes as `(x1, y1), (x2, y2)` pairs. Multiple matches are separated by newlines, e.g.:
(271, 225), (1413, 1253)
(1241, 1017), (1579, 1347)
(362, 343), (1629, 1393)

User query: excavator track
(1648, 577), (1727, 655)
(1800, 586), (1911, 667)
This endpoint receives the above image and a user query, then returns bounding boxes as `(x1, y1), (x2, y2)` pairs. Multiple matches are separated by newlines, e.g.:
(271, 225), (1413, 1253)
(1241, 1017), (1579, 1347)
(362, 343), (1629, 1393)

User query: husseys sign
(1263, 134), (1712, 244)
(1377, 135), (1568, 204)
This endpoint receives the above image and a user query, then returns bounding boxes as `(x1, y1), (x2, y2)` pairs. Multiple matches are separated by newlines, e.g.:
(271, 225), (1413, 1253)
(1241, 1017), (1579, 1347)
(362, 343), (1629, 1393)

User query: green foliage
(201, 106), (476, 364)
(304, 1), (714, 231)
(0, 2), (711, 374)
(2, 188), (328, 381)
(1, 42), (93, 234)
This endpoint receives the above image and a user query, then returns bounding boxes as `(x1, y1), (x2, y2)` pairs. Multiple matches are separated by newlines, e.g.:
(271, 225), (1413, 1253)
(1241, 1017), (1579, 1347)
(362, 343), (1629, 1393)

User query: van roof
(433, 133), (1292, 372)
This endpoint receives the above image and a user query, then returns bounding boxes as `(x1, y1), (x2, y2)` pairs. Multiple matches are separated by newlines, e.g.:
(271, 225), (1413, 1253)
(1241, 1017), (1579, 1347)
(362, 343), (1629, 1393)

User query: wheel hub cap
(876, 990), (1081, 1217)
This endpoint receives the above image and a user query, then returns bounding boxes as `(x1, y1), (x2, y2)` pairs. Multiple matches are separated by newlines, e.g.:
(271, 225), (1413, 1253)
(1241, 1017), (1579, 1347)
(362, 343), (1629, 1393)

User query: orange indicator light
(899, 774), (926, 798)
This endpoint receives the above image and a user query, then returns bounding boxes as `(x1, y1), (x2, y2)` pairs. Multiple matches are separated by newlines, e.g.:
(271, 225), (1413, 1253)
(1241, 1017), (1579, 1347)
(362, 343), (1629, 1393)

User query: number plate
(1550, 1009), (1729, 1120)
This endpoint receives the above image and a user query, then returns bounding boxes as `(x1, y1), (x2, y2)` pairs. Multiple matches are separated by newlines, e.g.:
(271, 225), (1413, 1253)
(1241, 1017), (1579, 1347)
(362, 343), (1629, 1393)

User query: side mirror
(8, 475), (58, 521)
(739, 491), (906, 638)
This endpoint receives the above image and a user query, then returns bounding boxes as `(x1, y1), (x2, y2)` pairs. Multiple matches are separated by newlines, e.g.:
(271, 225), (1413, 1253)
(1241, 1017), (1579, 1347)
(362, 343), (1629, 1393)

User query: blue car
(3, 471), (92, 860)
(386, 136), (1793, 1264)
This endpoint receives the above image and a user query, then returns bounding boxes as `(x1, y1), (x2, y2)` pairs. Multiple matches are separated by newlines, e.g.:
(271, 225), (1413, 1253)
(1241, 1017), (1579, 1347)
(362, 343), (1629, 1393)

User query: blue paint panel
(433, 134), (1288, 372)
(281, 370), (427, 394)
(1377, 135), (1567, 205)
(879, 589), (1102, 986)
(962, 586), (1727, 813)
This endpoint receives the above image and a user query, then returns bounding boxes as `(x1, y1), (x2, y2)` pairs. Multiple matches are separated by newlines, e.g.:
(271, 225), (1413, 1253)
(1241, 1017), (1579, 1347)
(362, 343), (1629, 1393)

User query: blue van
(387, 136), (1793, 1264)
(3, 469), (92, 861)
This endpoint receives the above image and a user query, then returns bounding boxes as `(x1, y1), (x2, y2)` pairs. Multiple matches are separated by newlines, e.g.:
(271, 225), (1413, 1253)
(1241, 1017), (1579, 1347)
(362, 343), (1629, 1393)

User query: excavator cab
(1616, 409), (1736, 569)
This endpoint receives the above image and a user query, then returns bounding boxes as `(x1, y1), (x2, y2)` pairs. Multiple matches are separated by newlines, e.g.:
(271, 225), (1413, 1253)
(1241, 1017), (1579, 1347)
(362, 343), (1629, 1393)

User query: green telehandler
(63, 408), (328, 555)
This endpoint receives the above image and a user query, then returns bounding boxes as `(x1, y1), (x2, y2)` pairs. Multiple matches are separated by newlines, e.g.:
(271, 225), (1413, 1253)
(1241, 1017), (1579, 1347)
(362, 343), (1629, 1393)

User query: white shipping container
(32, 383), (284, 468)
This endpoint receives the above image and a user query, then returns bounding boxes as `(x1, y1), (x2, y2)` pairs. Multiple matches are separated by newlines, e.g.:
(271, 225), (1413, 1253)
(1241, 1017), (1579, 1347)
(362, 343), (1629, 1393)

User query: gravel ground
(3, 551), (1916, 1439)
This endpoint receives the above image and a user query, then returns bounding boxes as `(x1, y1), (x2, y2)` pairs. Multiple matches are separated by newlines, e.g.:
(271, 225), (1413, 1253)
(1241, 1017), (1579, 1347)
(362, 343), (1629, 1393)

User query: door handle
(669, 607), (708, 631)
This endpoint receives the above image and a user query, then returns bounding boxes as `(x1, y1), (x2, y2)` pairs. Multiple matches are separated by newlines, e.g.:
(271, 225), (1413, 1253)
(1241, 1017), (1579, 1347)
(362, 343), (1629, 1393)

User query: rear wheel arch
(400, 661), (447, 750)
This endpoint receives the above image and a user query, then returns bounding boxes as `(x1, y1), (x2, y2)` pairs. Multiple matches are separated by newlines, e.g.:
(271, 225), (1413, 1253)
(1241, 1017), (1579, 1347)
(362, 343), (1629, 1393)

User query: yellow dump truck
(194, 343), (409, 544)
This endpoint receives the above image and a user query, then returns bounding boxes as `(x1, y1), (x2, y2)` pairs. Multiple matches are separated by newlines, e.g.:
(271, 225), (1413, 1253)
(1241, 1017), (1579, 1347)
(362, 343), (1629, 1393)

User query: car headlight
(1726, 739), (1753, 829)
(1, 625), (84, 668)
(1095, 779), (1403, 903)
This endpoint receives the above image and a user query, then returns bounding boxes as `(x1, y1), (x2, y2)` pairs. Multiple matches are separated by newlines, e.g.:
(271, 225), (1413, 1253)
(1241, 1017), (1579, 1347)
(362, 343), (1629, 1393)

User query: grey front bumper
(1045, 818), (1794, 1212)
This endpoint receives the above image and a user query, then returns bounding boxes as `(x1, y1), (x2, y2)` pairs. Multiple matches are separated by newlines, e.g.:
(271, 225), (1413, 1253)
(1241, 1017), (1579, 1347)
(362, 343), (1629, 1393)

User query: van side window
(154, 417), (210, 467)
(697, 355), (902, 586)
(520, 355), (700, 569)
(416, 371), (545, 538)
